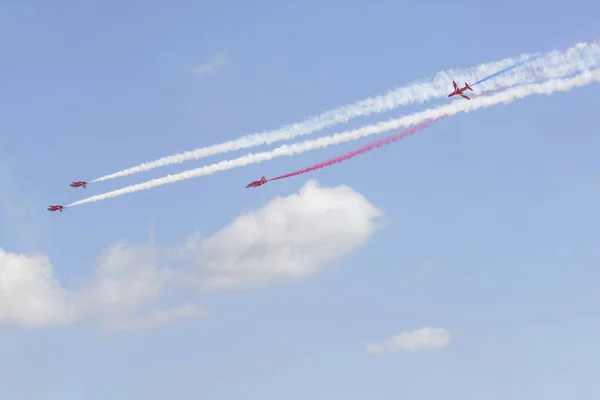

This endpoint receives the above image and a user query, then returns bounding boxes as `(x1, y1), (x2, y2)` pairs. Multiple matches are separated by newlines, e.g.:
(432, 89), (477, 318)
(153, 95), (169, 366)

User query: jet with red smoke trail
(268, 118), (441, 183)
(448, 81), (473, 99)
(246, 176), (267, 188)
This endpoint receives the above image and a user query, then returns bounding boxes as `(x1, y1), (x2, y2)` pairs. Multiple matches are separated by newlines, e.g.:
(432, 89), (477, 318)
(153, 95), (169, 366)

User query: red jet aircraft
(70, 181), (87, 188)
(47, 205), (65, 212)
(448, 81), (473, 100)
(246, 176), (267, 188)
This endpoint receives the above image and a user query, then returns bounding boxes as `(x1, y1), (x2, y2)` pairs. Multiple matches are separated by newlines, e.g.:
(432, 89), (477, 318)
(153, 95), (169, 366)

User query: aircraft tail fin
(465, 82), (473, 91)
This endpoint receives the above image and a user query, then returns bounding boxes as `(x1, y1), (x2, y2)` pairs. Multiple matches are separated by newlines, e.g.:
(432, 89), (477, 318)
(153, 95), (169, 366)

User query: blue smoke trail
(471, 54), (542, 87)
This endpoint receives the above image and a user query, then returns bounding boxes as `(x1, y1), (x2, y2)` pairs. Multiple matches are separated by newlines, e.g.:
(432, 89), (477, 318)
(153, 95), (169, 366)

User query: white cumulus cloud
(193, 180), (382, 289)
(76, 242), (173, 316)
(0, 180), (382, 331)
(0, 249), (71, 327)
(366, 327), (453, 355)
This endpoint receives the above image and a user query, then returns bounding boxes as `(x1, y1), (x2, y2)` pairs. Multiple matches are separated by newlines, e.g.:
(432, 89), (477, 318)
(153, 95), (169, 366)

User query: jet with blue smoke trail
(448, 55), (542, 100)
(448, 81), (474, 99)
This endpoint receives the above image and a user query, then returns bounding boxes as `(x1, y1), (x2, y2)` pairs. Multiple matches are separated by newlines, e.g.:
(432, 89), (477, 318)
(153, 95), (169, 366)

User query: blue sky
(1, 0), (599, 398)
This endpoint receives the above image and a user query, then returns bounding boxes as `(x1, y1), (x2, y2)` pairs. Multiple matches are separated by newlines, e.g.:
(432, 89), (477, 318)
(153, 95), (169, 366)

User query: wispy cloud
(366, 327), (453, 355)
(100, 305), (203, 333)
(192, 51), (229, 76)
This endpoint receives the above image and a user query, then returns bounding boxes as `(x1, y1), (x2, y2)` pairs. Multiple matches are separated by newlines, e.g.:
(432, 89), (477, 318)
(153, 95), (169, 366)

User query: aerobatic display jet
(70, 181), (87, 188)
(47, 205), (65, 212)
(246, 176), (267, 188)
(448, 81), (473, 100)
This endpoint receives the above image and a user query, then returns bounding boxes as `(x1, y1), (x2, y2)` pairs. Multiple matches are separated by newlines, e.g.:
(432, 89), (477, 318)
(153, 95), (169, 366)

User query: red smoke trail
(269, 117), (442, 182)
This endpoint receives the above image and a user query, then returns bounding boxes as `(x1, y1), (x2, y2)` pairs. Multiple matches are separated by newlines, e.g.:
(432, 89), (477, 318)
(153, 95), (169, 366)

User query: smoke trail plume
(89, 41), (600, 183)
(472, 55), (541, 86)
(68, 69), (600, 207)
(269, 119), (442, 182)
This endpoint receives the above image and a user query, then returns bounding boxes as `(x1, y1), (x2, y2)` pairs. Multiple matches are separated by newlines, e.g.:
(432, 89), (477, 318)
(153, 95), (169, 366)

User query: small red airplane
(47, 205), (65, 212)
(70, 181), (87, 188)
(448, 81), (473, 100)
(246, 176), (267, 188)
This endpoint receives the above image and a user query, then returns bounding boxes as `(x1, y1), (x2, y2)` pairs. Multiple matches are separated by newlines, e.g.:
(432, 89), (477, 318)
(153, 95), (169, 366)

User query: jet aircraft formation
(47, 181), (87, 212)
(47, 81), (471, 212)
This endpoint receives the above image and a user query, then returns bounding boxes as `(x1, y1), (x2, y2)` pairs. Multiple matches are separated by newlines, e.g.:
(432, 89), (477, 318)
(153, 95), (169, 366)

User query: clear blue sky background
(1, 0), (599, 398)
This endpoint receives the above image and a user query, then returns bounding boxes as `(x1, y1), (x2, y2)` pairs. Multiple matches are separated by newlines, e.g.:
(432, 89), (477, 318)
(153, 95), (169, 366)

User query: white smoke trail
(90, 40), (600, 183)
(69, 69), (600, 207)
